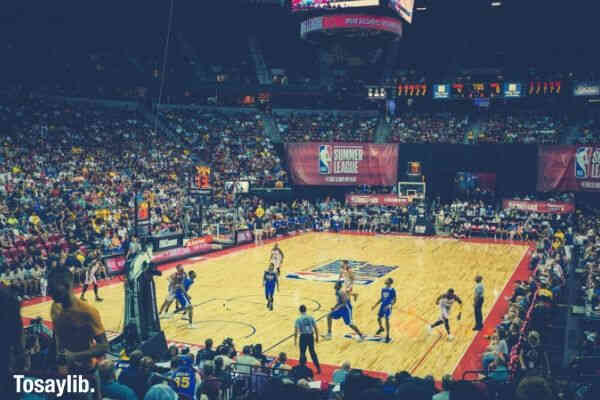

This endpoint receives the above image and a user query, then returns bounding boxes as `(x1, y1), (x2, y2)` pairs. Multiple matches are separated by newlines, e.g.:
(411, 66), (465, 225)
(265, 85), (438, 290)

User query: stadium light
(416, 7), (427, 11)
(491, 1), (502, 6)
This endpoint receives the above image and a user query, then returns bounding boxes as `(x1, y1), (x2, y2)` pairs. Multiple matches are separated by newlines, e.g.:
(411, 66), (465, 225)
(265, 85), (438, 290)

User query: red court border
(20, 231), (533, 383)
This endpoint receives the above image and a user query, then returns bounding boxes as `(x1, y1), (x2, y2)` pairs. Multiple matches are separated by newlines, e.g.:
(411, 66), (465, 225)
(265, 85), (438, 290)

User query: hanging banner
(285, 143), (399, 186)
(345, 194), (410, 207)
(502, 199), (574, 214)
(537, 146), (600, 192)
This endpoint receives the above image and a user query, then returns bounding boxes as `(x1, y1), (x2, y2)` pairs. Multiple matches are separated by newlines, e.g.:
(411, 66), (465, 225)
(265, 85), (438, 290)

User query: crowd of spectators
(575, 112), (600, 145)
(0, 98), (292, 300)
(159, 108), (288, 190)
(389, 112), (470, 144)
(275, 112), (378, 142)
(575, 207), (600, 317)
(474, 111), (566, 144)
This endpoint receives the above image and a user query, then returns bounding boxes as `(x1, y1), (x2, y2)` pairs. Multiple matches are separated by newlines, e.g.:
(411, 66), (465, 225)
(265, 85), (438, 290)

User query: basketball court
(21, 232), (530, 378)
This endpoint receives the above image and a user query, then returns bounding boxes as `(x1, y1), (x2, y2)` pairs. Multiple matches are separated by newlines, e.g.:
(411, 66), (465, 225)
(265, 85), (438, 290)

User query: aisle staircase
(381, 39), (401, 84)
(248, 36), (271, 85)
(262, 113), (282, 143)
(176, 32), (209, 83)
(374, 115), (391, 143)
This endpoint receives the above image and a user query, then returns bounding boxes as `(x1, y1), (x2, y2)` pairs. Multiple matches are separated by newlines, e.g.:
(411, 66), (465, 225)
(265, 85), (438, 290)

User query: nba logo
(575, 147), (589, 179)
(319, 145), (331, 175)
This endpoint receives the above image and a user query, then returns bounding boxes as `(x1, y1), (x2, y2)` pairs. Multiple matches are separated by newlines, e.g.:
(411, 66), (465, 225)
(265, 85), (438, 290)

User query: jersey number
(175, 376), (190, 388)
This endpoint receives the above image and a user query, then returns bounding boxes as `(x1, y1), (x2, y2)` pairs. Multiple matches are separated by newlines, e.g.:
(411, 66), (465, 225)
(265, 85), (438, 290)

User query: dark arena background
(3, 1), (600, 399)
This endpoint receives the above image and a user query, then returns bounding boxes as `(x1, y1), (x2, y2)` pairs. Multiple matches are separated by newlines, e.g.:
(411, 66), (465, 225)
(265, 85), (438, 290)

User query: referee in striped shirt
(294, 305), (322, 375)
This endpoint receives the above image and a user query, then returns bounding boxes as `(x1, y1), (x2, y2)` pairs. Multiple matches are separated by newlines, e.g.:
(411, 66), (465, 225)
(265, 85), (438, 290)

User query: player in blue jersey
(174, 269), (196, 328)
(263, 263), (279, 310)
(174, 270), (197, 314)
(168, 354), (200, 400)
(371, 278), (396, 343)
(324, 281), (364, 341)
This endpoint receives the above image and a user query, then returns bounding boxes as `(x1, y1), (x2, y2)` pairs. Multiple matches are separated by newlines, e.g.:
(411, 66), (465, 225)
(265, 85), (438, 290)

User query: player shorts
(330, 304), (353, 325)
(265, 282), (276, 299)
(255, 229), (263, 235)
(175, 290), (191, 309)
(271, 257), (281, 270)
(167, 289), (176, 302)
(378, 306), (391, 319)
(84, 270), (97, 285)
(440, 307), (450, 320)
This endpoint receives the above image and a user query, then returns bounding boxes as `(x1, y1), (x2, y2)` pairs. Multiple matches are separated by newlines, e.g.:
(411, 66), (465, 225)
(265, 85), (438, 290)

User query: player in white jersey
(338, 260), (358, 301)
(427, 288), (462, 341)
(270, 243), (284, 276)
(80, 255), (103, 302)
(159, 265), (186, 318)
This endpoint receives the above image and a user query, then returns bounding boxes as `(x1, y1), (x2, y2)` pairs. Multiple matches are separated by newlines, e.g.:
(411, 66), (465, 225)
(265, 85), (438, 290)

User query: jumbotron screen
(292, 0), (380, 12)
(388, 0), (414, 24)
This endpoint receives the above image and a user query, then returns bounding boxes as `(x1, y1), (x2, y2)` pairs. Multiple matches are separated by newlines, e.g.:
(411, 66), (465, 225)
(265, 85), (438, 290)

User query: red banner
(538, 146), (600, 191)
(286, 143), (398, 186)
(346, 194), (410, 207)
(301, 14), (403, 38)
(103, 243), (218, 275)
(502, 199), (574, 214)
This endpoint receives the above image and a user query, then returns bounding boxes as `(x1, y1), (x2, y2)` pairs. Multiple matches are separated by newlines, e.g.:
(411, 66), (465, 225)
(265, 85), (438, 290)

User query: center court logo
(286, 259), (397, 285)
(319, 144), (331, 175)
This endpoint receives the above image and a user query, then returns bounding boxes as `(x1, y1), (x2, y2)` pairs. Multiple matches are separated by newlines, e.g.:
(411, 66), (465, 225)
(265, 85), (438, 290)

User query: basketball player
(174, 269), (196, 328)
(159, 265), (186, 318)
(371, 278), (396, 343)
(80, 254), (103, 302)
(263, 263), (279, 311)
(174, 271), (197, 314)
(338, 260), (358, 301)
(324, 281), (364, 341)
(427, 288), (463, 341)
(271, 243), (284, 276)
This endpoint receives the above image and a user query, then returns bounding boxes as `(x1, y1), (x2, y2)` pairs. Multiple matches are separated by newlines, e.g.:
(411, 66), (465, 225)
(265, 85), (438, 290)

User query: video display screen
(292, 0), (379, 12)
(225, 181), (250, 194)
(433, 84), (451, 99)
(503, 82), (523, 98)
(388, 0), (414, 24)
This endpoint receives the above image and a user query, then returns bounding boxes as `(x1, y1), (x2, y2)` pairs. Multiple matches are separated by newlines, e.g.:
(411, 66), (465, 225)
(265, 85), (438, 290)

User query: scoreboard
(397, 83), (427, 97)
(367, 80), (563, 100)
(527, 80), (561, 96)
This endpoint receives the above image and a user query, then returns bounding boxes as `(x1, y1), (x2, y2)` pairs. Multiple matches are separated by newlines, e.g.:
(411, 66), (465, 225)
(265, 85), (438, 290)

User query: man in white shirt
(235, 346), (260, 374)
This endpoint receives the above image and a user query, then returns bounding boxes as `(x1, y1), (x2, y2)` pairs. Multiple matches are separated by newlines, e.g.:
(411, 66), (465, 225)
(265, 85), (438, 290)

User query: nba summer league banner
(537, 146), (600, 191)
(285, 143), (399, 186)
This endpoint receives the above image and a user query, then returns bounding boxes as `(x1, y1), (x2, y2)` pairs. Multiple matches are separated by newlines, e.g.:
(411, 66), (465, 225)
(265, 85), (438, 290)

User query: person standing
(294, 305), (322, 375)
(371, 277), (396, 343)
(473, 275), (484, 331)
(263, 263), (279, 311)
(48, 267), (108, 375)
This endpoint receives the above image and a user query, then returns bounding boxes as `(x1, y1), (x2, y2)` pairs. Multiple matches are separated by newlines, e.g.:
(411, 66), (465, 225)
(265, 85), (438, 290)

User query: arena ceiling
(1, 0), (598, 76)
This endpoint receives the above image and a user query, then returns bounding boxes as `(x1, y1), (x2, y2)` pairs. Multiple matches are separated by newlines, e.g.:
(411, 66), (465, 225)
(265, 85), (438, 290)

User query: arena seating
(275, 112), (378, 142)
(390, 112), (470, 144)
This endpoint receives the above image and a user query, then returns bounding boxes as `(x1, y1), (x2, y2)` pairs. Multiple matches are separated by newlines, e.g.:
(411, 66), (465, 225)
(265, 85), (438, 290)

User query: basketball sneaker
(322, 333), (332, 341)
